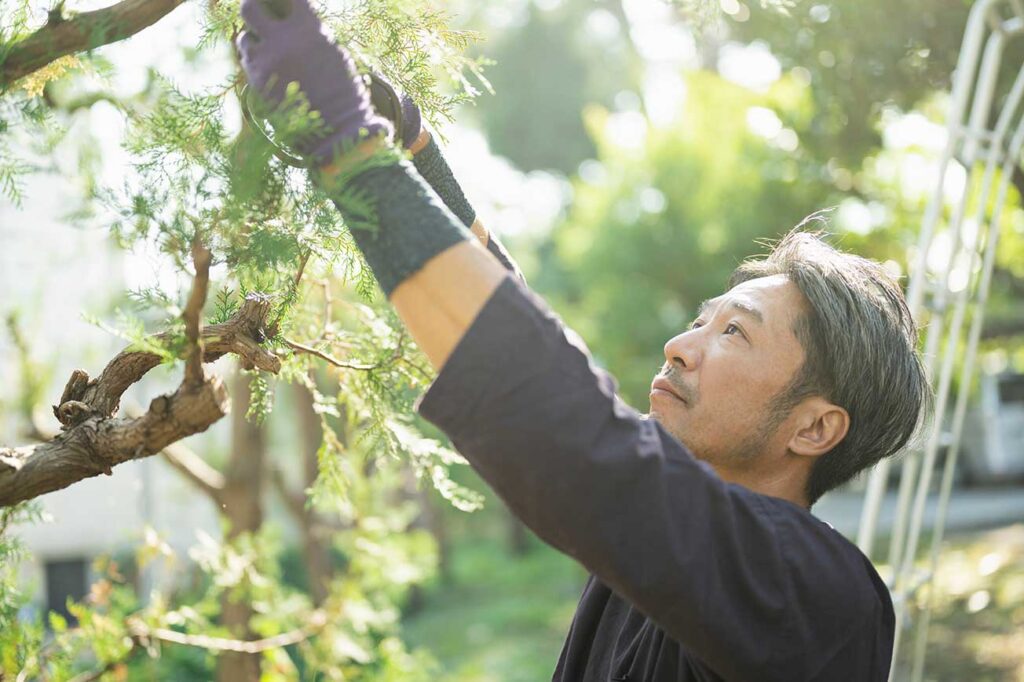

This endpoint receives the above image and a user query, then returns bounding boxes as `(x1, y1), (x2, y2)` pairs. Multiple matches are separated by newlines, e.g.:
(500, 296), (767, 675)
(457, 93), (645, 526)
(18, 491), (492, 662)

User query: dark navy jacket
(417, 277), (894, 681)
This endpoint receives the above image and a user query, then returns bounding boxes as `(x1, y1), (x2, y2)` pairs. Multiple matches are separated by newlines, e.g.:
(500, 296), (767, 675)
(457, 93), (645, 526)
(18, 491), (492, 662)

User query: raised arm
(376, 78), (526, 283)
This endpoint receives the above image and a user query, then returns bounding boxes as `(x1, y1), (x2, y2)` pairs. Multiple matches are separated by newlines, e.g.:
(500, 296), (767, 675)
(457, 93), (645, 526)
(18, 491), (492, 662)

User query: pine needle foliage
(1, 0), (491, 677)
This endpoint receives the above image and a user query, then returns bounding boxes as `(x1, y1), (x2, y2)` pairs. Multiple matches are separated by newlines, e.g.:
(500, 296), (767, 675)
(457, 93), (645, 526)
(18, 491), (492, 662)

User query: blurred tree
(536, 71), (833, 405)
(471, 0), (637, 174)
(733, 0), (975, 170)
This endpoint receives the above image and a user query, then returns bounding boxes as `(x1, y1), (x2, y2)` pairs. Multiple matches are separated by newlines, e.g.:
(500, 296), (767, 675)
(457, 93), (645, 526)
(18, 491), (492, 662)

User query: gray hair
(728, 227), (931, 506)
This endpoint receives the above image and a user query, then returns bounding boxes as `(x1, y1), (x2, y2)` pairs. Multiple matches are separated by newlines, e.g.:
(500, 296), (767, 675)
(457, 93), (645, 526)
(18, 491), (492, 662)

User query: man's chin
(646, 408), (693, 447)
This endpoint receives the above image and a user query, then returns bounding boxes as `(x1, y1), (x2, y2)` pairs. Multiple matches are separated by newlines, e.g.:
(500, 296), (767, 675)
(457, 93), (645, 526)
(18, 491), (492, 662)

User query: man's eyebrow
(696, 297), (764, 325)
(696, 297), (720, 318)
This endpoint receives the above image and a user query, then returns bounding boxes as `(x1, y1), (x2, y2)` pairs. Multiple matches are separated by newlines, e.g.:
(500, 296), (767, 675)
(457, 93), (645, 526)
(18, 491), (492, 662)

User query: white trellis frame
(855, 1), (1024, 679)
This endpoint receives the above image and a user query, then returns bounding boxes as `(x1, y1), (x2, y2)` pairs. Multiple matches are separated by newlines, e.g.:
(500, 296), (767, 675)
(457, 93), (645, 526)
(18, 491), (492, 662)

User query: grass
(401, 531), (586, 681)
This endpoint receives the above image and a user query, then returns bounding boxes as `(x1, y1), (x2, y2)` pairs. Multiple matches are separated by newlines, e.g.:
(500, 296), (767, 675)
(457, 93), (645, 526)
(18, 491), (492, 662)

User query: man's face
(649, 274), (808, 471)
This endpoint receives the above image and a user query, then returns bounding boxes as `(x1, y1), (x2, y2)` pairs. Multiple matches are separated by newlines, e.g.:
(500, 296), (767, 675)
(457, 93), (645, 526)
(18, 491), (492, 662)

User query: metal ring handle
(367, 73), (405, 142)
(239, 74), (405, 169)
(240, 84), (310, 168)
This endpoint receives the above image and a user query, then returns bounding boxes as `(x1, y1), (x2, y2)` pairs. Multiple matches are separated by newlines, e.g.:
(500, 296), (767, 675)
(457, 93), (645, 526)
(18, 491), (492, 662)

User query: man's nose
(663, 330), (701, 371)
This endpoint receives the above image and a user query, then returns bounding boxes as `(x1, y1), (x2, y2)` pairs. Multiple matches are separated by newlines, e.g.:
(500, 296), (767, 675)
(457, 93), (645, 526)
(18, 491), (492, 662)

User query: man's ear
(787, 397), (850, 459)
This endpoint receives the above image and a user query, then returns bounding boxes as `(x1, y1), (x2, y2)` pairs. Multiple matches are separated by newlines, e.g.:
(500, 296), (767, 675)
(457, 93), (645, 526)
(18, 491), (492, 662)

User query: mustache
(657, 364), (698, 405)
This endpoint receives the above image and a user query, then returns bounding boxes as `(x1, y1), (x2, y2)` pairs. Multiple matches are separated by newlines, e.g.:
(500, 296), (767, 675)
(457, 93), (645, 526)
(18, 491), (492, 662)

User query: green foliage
(0, 503), (56, 679)
(0, 95), (56, 206)
(390, 420), (484, 512)
(0, 0), (496, 678)
(245, 369), (275, 424)
(328, 0), (493, 130)
(732, 0), (981, 170)
(472, 1), (625, 174)
(83, 309), (184, 366)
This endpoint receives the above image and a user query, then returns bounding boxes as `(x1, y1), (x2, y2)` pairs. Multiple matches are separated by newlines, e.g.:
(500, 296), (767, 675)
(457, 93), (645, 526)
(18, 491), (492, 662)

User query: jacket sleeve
(416, 277), (885, 681)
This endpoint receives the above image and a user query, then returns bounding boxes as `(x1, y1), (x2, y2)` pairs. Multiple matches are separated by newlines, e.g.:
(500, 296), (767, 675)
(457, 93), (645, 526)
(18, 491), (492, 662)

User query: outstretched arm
(315, 137), (506, 369)
(394, 93), (525, 283)
(410, 132), (525, 283)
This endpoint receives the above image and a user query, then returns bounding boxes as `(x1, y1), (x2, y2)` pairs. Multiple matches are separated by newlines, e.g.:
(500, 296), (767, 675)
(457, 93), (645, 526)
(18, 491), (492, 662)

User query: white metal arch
(855, 1), (1024, 679)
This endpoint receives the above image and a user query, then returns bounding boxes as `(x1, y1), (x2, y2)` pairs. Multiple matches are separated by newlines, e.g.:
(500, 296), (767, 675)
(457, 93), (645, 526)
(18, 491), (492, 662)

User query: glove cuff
(329, 155), (472, 296)
(413, 137), (476, 228)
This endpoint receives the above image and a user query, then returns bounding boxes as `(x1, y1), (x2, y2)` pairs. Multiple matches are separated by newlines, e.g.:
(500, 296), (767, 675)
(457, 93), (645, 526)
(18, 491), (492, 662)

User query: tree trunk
(291, 382), (332, 606)
(216, 370), (267, 682)
(418, 483), (451, 585)
(506, 509), (531, 557)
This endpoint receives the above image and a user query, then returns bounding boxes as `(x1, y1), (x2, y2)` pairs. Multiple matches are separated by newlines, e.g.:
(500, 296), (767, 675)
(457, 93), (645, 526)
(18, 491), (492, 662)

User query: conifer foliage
(0, 0), (487, 677)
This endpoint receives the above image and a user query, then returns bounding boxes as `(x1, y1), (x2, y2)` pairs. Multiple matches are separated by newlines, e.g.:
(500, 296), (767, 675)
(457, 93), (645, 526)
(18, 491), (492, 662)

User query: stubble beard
(650, 397), (789, 470)
(648, 364), (794, 468)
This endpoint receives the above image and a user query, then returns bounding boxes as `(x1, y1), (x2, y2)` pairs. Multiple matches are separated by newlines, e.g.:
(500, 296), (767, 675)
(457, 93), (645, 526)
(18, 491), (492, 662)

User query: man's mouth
(650, 377), (688, 405)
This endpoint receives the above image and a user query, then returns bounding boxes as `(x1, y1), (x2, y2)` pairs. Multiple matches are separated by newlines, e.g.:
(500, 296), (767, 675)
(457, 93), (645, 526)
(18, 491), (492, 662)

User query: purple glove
(237, 0), (393, 164)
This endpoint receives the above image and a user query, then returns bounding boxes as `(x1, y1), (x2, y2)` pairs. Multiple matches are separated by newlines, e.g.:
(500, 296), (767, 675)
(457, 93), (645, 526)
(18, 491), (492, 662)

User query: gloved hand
(367, 76), (422, 150)
(398, 92), (423, 150)
(237, 0), (393, 165)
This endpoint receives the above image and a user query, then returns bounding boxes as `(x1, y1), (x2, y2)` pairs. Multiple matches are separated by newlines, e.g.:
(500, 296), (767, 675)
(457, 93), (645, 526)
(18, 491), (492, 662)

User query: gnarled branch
(0, 0), (189, 89)
(0, 294), (281, 509)
(0, 378), (229, 507)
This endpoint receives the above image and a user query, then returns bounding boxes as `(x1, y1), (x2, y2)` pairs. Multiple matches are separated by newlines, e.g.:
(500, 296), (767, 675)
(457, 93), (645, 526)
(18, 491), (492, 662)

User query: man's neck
(714, 464), (810, 509)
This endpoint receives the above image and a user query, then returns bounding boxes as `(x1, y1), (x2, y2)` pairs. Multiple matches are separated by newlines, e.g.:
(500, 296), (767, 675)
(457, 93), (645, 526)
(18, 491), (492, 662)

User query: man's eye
(689, 320), (704, 331)
(724, 323), (742, 336)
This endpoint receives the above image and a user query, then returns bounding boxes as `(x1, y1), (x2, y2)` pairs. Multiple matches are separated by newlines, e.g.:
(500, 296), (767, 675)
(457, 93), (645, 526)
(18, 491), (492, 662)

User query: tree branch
(125, 404), (227, 504)
(282, 337), (378, 371)
(127, 611), (328, 653)
(52, 294), (280, 429)
(0, 0), (189, 89)
(268, 249), (312, 337)
(0, 296), (281, 509)
(162, 441), (227, 504)
(0, 378), (229, 507)
(183, 240), (212, 389)
(283, 328), (408, 373)
(270, 465), (306, 522)
(66, 611), (326, 682)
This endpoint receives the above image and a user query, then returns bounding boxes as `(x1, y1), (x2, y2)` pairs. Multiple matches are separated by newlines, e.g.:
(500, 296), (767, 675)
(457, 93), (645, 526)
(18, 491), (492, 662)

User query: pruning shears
(240, 76), (405, 168)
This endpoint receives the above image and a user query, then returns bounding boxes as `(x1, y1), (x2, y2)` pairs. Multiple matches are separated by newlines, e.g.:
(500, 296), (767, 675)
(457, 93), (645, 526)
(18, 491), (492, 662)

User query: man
(237, 1), (930, 679)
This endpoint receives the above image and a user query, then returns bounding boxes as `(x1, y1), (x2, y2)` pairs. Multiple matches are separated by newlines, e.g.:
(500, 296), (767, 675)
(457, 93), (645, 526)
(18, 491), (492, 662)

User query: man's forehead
(700, 275), (804, 326)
